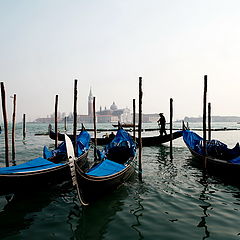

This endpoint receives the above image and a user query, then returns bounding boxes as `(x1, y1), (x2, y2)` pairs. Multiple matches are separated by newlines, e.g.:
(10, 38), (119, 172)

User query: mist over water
(0, 122), (240, 239)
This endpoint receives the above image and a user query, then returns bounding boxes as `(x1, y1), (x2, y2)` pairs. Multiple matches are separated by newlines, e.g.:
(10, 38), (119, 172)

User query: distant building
(88, 88), (93, 116)
(133, 113), (159, 123)
(34, 88), (161, 124)
(183, 116), (240, 122)
(97, 101), (131, 123)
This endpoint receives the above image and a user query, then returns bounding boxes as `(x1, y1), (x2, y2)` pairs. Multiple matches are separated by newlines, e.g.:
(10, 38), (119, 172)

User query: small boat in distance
(183, 129), (240, 179)
(112, 123), (137, 128)
(68, 128), (137, 205)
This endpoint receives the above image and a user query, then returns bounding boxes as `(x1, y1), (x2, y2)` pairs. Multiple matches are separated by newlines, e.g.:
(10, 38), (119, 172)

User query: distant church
(34, 87), (158, 124)
(78, 88), (131, 123)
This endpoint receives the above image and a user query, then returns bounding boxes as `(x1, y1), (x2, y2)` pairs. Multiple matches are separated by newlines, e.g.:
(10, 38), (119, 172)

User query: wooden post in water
(170, 98), (173, 160)
(73, 79), (78, 155)
(138, 77), (143, 181)
(11, 94), (16, 165)
(1, 82), (9, 167)
(23, 114), (26, 140)
(133, 98), (136, 142)
(64, 116), (67, 132)
(208, 102), (211, 141)
(203, 75), (207, 168)
(93, 97), (97, 160)
(55, 95), (58, 149)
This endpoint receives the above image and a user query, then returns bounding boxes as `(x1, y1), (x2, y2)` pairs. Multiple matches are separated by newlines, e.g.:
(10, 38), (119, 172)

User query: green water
(0, 123), (240, 239)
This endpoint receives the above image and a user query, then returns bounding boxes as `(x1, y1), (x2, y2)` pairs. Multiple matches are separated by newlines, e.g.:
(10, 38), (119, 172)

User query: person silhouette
(157, 113), (167, 136)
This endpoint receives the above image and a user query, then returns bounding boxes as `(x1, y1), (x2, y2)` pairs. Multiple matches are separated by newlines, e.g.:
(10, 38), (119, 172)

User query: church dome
(110, 101), (118, 111)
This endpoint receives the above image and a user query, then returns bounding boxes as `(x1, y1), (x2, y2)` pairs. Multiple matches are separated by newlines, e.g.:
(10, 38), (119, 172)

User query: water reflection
(130, 184), (146, 240)
(197, 174), (211, 240)
(156, 145), (177, 180)
(157, 145), (169, 162)
(73, 187), (129, 240)
(0, 183), (70, 239)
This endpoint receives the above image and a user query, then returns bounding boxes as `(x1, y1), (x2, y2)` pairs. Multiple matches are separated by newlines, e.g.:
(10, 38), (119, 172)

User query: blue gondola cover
(0, 157), (64, 174)
(183, 130), (240, 161)
(43, 130), (90, 159)
(86, 159), (126, 177)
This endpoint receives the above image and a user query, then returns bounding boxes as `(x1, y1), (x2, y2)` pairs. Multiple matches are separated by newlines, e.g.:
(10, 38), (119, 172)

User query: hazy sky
(1, 0), (240, 122)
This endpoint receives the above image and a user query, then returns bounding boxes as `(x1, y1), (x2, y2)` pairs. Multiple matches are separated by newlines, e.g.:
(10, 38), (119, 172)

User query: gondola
(67, 128), (137, 205)
(0, 129), (90, 195)
(139, 131), (183, 146)
(183, 129), (240, 179)
(49, 126), (182, 146)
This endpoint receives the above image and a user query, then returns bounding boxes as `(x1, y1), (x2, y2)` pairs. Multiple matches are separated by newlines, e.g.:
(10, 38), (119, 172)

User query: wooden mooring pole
(208, 102), (211, 141)
(64, 116), (67, 132)
(73, 79), (78, 156)
(170, 98), (173, 160)
(55, 95), (58, 149)
(93, 97), (97, 160)
(11, 94), (16, 165)
(133, 98), (136, 142)
(203, 75), (207, 168)
(138, 77), (143, 181)
(23, 114), (26, 140)
(1, 82), (9, 167)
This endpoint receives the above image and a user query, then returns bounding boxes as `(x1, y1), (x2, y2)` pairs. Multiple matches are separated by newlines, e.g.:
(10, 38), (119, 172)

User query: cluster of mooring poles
(54, 79), (79, 155)
(0, 82), (26, 167)
(202, 75), (212, 169)
(1, 76), (178, 183)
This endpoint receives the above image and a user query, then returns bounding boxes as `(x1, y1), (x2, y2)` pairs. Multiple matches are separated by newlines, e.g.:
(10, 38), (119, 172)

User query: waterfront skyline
(1, 0), (240, 122)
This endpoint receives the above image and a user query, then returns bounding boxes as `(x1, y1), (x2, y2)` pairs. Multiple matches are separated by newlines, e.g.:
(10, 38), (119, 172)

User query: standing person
(157, 113), (167, 136)
(109, 131), (115, 140)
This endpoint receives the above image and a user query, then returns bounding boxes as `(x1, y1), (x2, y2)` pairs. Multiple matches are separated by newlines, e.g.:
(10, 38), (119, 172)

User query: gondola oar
(64, 134), (89, 206)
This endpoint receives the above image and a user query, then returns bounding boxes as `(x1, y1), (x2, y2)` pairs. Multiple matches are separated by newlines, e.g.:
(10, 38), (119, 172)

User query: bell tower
(88, 87), (93, 116)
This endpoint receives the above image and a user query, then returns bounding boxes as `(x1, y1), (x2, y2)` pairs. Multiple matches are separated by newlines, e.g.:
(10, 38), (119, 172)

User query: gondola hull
(0, 152), (88, 195)
(138, 131), (182, 146)
(49, 129), (183, 146)
(183, 130), (240, 180)
(186, 146), (240, 179)
(75, 159), (135, 204)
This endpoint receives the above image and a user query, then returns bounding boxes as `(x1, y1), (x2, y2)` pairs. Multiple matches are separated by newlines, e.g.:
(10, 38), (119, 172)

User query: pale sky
(1, 0), (240, 122)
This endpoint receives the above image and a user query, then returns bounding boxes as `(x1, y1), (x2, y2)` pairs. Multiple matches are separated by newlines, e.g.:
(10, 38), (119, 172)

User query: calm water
(0, 122), (240, 240)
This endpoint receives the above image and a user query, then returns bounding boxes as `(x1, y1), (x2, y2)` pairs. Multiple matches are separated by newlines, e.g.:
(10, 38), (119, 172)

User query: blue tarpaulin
(86, 159), (126, 177)
(104, 128), (136, 157)
(43, 130), (90, 159)
(0, 157), (64, 174)
(86, 128), (135, 177)
(183, 130), (240, 161)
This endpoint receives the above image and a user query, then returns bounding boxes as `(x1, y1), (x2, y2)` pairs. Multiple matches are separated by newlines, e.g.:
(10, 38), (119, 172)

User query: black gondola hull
(0, 152), (88, 195)
(138, 131), (182, 146)
(49, 130), (182, 146)
(186, 144), (240, 180)
(75, 160), (135, 204)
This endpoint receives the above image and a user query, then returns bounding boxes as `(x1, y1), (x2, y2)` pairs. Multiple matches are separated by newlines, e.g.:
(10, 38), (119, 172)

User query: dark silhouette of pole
(55, 95), (58, 149)
(73, 79), (78, 155)
(203, 75), (207, 168)
(1, 82), (9, 167)
(64, 116), (67, 132)
(93, 97), (97, 160)
(23, 114), (26, 140)
(170, 98), (173, 160)
(208, 102), (211, 141)
(138, 77), (143, 181)
(11, 94), (16, 165)
(133, 98), (136, 142)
